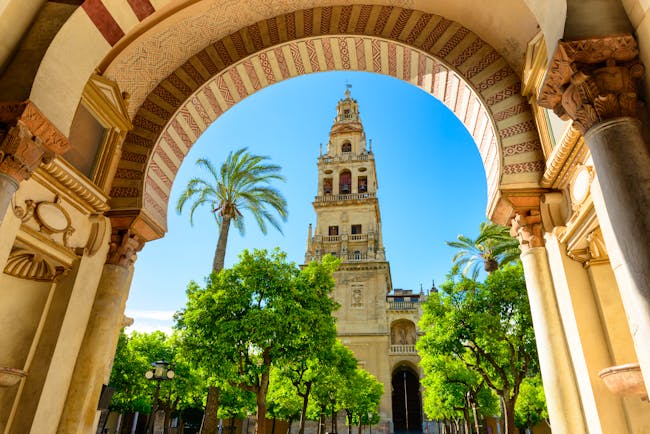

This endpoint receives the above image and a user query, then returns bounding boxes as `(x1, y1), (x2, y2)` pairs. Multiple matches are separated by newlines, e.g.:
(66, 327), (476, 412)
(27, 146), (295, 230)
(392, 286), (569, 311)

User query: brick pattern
(108, 5), (543, 229)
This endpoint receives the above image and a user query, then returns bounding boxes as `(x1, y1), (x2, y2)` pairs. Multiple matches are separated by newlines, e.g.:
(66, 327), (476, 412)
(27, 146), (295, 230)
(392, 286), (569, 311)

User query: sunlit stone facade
(305, 90), (424, 431)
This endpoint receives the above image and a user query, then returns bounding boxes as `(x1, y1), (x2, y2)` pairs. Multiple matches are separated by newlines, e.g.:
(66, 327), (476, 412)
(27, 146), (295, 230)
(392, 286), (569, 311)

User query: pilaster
(511, 210), (587, 434)
(545, 229), (630, 433)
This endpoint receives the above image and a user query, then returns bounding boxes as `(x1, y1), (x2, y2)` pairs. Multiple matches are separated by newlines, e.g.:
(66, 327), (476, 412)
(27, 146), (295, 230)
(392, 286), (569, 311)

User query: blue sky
(125, 71), (488, 333)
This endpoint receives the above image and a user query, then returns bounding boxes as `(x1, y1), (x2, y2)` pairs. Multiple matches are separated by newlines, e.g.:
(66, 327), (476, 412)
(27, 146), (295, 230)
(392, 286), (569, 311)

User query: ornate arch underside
(106, 6), (544, 234)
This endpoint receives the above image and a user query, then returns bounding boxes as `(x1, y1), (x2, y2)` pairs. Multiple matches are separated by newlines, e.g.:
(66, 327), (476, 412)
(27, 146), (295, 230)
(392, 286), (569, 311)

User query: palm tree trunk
(213, 215), (232, 272)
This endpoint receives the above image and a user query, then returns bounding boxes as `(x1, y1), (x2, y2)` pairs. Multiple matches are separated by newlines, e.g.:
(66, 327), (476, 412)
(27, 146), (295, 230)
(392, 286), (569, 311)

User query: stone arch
(99, 6), (544, 234)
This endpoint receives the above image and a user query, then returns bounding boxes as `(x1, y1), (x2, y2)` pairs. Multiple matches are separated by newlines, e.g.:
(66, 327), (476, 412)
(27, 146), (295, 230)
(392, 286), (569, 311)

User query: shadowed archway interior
(392, 365), (422, 433)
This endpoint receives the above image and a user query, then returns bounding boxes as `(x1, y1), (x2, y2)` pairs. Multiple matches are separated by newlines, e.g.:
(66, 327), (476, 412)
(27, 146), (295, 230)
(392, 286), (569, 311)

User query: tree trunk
(115, 413), (123, 434)
(319, 407), (326, 434)
(462, 407), (470, 434)
(164, 409), (172, 434)
(484, 258), (499, 273)
(471, 403), (480, 434)
(130, 412), (139, 434)
(201, 387), (220, 434)
(345, 411), (352, 434)
(255, 364), (271, 434)
(298, 382), (312, 434)
(501, 397), (516, 434)
(213, 215), (232, 272)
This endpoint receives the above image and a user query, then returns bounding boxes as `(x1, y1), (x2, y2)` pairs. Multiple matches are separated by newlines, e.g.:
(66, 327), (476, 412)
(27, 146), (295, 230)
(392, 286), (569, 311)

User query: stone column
(539, 34), (650, 393)
(0, 101), (69, 221)
(57, 229), (144, 434)
(511, 211), (587, 434)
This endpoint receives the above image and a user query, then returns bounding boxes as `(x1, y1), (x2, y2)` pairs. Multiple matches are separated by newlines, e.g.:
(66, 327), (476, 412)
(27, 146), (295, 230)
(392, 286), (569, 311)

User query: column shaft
(56, 263), (133, 434)
(520, 247), (587, 434)
(0, 172), (18, 221)
(585, 118), (650, 392)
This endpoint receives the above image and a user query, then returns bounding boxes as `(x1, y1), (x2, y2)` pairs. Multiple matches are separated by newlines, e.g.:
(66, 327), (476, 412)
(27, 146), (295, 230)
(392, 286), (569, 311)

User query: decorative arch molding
(391, 360), (420, 374)
(105, 6), (544, 234)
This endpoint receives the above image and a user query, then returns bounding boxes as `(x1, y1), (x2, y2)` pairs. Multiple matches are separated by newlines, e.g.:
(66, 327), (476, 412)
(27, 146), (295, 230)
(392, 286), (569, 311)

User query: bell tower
(305, 88), (393, 424)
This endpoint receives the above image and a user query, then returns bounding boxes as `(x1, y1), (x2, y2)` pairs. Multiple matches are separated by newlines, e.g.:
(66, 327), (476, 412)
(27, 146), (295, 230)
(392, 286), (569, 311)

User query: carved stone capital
(567, 228), (609, 266)
(106, 229), (145, 267)
(538, 34), (644, 134)
(0, 122), (52, 183)
(0, 101), (70, 183)
(510, 210), (545, 251)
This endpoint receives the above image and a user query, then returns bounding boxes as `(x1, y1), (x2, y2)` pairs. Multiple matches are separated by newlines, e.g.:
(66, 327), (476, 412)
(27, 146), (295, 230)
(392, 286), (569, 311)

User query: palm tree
(176, 148), (287, 434)
(446, 221), (520, 280)
(176, 147), (288, 273)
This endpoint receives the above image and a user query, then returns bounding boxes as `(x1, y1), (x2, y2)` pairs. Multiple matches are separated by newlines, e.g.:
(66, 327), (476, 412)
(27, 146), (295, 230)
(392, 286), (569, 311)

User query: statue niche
(391, 320), (416, 346)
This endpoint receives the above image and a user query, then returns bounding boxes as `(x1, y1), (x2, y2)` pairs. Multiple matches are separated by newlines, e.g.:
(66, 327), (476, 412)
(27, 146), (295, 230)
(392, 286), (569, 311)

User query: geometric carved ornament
(4, 247), (65, 281)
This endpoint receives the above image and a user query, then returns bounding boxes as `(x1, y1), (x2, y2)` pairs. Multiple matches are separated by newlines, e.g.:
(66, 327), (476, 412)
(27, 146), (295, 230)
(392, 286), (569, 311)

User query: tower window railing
(314, 192), (376, 202)
(388, 301), (417, 310)
(347, 252), (366, 261)
(319, 154), (369, 163)
(323, 235), (340, 242)
(349, 234), (367, 241)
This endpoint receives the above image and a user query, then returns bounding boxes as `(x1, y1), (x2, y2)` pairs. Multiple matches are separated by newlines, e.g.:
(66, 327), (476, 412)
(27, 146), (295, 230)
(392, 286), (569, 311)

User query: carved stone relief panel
(351, 282), (364, 308)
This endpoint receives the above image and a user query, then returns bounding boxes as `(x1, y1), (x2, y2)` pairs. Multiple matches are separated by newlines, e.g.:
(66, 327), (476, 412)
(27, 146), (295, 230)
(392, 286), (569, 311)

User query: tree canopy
(108, 330), (205, 433)
(446, 221), (520, 279)
(176, 147), (288, 273)
(417, 263), (540, 433)
(176, 249), (339, 434)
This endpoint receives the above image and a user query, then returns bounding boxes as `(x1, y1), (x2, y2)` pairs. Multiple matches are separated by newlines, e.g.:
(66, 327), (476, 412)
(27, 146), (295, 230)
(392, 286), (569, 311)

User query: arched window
(358, 176), (367, 193)
(339, 170), (351, 194)
(342, 141), (352, 153)
(323, 178), (332, 194)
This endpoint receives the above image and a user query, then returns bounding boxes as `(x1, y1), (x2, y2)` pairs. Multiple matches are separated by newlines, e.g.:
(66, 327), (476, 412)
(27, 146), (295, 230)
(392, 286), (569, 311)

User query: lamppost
(144, 360), (175, 434)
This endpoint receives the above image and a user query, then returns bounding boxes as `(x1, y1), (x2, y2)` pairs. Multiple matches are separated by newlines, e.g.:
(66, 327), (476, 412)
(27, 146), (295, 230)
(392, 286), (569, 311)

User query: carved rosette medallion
(570, 165), (594, 209)
(538, 35), (644, 134)
(14, 196), (75, 248)
(510, 210), (545, 251)
(6, 197), (77, 281)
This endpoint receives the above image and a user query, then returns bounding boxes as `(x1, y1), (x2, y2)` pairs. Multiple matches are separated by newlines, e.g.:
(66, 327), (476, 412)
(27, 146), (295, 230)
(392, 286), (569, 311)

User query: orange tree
(176, 249), (339, 434)
(417, 263), (540, 434)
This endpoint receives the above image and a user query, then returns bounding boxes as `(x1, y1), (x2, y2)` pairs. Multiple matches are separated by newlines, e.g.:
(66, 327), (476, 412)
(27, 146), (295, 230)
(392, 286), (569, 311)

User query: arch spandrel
(106, 8), (544, 232)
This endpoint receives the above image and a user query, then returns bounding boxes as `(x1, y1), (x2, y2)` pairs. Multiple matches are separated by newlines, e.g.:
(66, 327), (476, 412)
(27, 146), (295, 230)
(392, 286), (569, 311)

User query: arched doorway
(391, 365), (422, 434)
